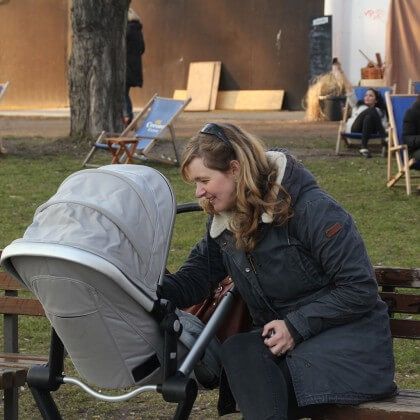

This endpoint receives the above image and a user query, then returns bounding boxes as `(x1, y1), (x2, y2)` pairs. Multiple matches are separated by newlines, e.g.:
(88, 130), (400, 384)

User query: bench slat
(0, 354), (48, 390)
(389, 319), (420, 339)
(0, 361), (45, 370)
(311, 389), (420, 419)
(380, 291), (420, 315)
(0, 353), (49, 363)
(0, 369), (14, 389)
(375, 266), (420, 289)
(0, 296), (45, 316)
(0, 368), (27, 389)
(0, 272), (26, 291)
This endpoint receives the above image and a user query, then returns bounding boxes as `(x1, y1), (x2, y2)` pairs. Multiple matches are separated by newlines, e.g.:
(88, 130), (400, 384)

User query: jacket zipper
(246, 253), (257, 274)
(246, 252), (281, 319)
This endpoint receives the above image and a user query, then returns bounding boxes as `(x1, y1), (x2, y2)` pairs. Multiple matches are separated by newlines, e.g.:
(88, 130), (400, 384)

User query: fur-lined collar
(209, 151), (287, 238)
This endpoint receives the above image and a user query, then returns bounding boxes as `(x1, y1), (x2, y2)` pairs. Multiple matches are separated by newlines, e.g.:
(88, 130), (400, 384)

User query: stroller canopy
(1, 165), (222, 390)
(3, 165), (176, 303)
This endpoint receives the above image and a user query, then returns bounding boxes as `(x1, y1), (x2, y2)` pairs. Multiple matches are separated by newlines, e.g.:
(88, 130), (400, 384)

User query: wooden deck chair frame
(0, 81), (10, 103)
(407, 78), (420, 94)
(335, 84), (396, 156)
(385, 92), (419, 196)
(83, 94), (191, 167)
(0, 82), (10, 154)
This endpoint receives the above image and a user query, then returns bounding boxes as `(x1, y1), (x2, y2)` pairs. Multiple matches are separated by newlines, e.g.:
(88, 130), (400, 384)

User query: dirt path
(1, 112), (343, 162)
(0, 112), (339, 140)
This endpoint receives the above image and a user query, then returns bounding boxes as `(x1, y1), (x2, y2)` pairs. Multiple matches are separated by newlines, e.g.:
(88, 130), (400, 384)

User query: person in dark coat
(402, 94), (420, 162)
(334, 60), (388, 158)
(124, 8), (145, 126)
(160, 123), (397, 420)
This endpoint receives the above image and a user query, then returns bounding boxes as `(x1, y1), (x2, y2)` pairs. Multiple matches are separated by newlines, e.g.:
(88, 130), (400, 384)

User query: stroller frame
(19, 203), (237, 420)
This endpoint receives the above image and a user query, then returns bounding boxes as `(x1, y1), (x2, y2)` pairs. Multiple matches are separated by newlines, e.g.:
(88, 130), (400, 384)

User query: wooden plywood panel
(216, 90), (284, 110)
(173, 89), (188, 100)
(0, 0), (69, 109)
(186, 61), (221, 111)
(209, 61), (221, 110)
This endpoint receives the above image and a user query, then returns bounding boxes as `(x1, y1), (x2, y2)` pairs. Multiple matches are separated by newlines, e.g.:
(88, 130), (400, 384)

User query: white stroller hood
(5, 164), (175, 302)
(1, 165), (221, 389)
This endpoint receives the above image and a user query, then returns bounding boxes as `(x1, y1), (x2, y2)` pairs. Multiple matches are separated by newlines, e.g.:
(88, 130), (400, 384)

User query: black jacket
(402, 99), (420, 154)
(126, 20), (145, 88)
(162, 152), (396, 406)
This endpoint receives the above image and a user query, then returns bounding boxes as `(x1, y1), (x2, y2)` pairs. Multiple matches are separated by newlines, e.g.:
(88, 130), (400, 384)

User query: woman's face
(364, 90), (378, 107)
(187, 157), (238, 213)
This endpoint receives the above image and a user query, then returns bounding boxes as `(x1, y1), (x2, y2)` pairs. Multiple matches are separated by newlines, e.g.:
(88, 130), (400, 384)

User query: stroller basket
(1, 165), (235, 419)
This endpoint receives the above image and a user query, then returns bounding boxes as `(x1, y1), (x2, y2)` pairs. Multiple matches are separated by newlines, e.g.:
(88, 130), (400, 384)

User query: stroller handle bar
(62, 377), (158, 402)
(178, 285), (237, 377)
(176, 202), (202, 214)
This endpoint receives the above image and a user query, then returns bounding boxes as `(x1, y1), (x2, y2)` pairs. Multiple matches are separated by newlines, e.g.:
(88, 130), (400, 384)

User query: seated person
(402, 93), (420, 162)
(160, 122), (397, 419)
(334, 60), (388, 158)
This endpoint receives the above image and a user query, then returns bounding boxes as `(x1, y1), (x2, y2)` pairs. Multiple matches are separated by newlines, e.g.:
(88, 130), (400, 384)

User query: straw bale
(303, 72), (345, 121)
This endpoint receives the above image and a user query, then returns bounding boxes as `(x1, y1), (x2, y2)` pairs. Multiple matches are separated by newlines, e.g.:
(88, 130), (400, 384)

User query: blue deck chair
(335, 85), (396, 155)
(0, 81), (10, 154)
(0, 81), (10, 103)
(385, 93), (419, 195)
(83, 94), (191, 167)
(408, 79), (420, 94)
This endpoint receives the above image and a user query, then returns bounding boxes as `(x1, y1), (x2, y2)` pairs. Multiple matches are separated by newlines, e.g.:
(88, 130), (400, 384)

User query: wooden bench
(310, 266), (420, 419)
(0, 271), (48, 420)
(1, 264), (419, 419)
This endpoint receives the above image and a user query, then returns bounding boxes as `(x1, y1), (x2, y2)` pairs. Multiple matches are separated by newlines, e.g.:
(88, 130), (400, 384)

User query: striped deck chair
(385, 93), (419, 195)
(336, 85), (396, 156)
(0, 81), (10, 102)
(408, 79), (420, 94)
(0, 81), (10, 154)
(83, 94), (191, 167)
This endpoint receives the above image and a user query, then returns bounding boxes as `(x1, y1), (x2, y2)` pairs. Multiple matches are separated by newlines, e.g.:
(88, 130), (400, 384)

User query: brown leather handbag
(183, 276), (252, 343)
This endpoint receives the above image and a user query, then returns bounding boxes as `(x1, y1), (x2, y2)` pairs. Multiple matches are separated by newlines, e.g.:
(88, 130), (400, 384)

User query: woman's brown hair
(181, 123), (293, 251)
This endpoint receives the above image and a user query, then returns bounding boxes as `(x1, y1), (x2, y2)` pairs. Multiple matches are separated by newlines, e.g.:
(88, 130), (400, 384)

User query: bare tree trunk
(69, 0), (130, 140)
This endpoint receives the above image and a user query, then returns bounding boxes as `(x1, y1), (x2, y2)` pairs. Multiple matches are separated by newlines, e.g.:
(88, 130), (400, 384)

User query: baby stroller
(0, 165), (237, 419)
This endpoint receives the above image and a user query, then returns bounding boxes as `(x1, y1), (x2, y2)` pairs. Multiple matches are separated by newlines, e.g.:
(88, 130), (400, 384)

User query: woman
(402, 93), (420, 162)
(124, 8), (145, 126)
(335, 61), (388, 158)
(160, 123), (396, 419)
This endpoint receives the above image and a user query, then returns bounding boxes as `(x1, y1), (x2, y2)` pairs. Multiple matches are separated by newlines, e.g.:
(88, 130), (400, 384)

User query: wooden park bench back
(311, 266), (420, 419)
(376, 266), (420, 339)
(0, 261), (419, 420)
(0, 271), (48, 420)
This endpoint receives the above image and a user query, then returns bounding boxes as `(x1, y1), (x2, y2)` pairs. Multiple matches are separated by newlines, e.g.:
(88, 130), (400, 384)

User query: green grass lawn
(0, 145), (419, 419)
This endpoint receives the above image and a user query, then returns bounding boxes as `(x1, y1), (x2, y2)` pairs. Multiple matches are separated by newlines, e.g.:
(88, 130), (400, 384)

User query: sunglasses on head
(200, 123), (233, 150)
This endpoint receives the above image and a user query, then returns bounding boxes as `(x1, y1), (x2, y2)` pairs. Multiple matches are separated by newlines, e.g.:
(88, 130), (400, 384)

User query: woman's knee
(221, 332), (264, 366)
(362, 112), (374, 126)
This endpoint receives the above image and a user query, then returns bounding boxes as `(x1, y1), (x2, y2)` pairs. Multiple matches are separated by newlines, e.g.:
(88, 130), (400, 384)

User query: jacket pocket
(259, 244), (328, 300)
(293, 246), (329, 289)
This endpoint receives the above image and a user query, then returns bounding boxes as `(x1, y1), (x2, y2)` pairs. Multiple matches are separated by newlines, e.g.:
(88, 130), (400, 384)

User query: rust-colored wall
(0, 0), (323, 110)
(131, 0), (324, 110)
(0, 0), (69, 109)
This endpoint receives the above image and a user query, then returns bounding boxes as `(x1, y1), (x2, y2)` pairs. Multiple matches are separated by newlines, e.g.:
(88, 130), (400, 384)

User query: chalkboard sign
(309, 15), (332, 83)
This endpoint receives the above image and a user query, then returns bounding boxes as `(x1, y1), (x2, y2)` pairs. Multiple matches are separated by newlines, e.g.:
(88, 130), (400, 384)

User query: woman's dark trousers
(221, 331), (298, 420)
(124, 85), (133, 121)
(351, 107), (385, 149)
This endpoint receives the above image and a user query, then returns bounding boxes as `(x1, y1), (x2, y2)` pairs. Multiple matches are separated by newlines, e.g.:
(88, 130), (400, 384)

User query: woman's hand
(262, 320), (295, 356)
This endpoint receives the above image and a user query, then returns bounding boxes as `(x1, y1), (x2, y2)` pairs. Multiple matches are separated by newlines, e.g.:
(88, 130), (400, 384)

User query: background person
(160, 123), (396, 419)
(402, 93), (420, 162)
(334, 60), (388, 158)
(124, 8), (145, 127)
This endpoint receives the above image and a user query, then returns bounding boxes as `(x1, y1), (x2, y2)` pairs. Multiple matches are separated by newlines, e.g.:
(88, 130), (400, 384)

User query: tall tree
(69, 0), (130, 140)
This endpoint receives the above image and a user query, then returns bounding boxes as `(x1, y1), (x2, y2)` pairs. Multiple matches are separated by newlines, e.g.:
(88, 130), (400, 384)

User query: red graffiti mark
(364, 9), (386, 21)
